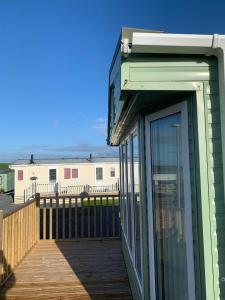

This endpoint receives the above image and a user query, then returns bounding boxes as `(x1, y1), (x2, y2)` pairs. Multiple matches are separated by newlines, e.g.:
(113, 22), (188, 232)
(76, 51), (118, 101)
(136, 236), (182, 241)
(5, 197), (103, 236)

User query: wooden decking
(0, 240), (132, 300)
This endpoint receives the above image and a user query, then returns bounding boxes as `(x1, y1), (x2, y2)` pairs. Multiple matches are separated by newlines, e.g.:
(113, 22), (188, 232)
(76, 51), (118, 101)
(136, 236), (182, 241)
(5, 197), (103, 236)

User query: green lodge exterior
(107, 28), (225, 300)
(0, 170), (14, 193)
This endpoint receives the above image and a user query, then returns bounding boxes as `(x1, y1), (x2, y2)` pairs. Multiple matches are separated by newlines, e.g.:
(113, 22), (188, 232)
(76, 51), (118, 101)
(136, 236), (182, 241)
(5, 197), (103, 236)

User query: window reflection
(122, 143), (128, 236)
(120, 131), (143, 286)
(133, 134), (142, 280)
(127, 140), (133, 251)
(150, 113), (188, 300)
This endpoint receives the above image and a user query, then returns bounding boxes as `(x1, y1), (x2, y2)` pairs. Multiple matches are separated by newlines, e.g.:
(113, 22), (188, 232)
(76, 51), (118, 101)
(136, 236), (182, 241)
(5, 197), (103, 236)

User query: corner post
(0, 210), (3, 284)
(35, 193), (40, 242)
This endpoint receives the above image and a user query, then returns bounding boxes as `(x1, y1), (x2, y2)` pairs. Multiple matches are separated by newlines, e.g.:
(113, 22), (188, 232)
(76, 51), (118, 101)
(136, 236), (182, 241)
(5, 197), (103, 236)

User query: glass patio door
(145, 102), (195, 300)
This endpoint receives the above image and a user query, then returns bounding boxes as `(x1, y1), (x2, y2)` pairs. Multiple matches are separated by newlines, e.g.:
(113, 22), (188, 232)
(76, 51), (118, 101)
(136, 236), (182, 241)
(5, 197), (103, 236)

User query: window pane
(0, 176), (2, 185)
(49, 169), (56, 181)
(18, 170), (23, 181)
(72, 168), (78, 178)
(133, 134), (142, 280)
(119, 147), (124, 226)
(96, 167), (103, 180)
(150, 113), (188, 300)
(64, 168), (71, 179)
(127, 139), (132, 251)
(123, 144), (128, 236)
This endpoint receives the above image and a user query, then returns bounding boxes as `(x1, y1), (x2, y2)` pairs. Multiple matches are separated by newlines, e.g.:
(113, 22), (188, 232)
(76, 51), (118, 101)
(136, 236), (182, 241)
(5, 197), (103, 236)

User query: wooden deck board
(0, 240), (132, 300)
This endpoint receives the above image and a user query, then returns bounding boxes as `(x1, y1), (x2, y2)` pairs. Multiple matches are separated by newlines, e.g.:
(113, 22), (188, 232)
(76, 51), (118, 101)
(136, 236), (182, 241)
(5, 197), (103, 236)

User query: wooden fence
(37, 193), (120, 241)
(0, 200), (39, 286)
(0, 193), (120, 287)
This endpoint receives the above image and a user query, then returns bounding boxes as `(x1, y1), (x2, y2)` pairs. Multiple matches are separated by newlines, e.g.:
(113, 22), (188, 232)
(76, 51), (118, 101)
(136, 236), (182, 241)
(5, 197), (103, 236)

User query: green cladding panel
(0, 171), (14, 192)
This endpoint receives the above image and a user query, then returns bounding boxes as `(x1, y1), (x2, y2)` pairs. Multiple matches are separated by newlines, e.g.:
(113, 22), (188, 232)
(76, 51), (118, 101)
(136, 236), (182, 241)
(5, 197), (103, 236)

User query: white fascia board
(132, 32), (213, 54)
(127, 31), (225, 205)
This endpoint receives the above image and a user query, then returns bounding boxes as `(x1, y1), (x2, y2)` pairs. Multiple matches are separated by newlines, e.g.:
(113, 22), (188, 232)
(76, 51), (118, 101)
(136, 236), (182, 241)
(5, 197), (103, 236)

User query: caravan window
(49, 169), (57, 181)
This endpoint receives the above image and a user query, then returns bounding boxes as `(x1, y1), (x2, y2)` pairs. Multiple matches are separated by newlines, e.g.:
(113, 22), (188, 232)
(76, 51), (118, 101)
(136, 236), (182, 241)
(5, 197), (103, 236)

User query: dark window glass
(49, 169), (57, 181)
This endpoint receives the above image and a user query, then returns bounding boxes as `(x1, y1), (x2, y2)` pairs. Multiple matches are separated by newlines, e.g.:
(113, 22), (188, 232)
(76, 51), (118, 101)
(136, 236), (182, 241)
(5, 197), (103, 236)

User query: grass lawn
(82, 198), (119, 206)
(0, 163), (9, 170)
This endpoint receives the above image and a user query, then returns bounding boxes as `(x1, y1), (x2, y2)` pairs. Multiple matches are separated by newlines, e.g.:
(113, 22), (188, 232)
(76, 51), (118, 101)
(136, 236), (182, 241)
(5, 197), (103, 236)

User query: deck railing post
(0, 210), (3, 283)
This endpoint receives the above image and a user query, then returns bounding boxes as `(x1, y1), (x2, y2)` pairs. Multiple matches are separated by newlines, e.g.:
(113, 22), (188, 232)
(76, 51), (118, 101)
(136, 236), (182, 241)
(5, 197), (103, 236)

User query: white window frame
(145, 101), (195, 300)
(121, 125), (144, 295)
(132, 130), (144, 289)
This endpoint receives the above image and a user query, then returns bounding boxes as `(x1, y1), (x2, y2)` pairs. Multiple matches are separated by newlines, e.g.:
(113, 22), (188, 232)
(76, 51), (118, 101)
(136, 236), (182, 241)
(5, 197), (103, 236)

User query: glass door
(145, 102), (195, 300)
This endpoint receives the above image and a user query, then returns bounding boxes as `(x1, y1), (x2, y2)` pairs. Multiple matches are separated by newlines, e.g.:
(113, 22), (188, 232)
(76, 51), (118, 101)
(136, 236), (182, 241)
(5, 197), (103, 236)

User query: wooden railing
(37, 193), (120, 241)
(0, 200), (39, 286)
(0, 193), (120, 287)
(35, 182), (119, 197)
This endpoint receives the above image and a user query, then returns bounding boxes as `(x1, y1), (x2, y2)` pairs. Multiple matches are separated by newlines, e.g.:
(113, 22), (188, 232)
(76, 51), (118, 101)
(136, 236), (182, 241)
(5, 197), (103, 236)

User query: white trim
(120, 125), (144, 297)
(145, 101), (195, 300)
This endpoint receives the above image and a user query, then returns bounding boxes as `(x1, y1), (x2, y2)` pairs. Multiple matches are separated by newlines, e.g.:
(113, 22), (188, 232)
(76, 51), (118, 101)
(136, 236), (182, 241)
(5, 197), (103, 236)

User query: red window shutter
(72, 168), (78, 178)
(64, 168), (71, 179)
(18, 170), (23, 181)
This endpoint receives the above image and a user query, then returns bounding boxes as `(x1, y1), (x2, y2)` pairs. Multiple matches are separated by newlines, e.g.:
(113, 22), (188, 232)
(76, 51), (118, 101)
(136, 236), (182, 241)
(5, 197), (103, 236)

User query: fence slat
(62, 198), (65, 240)
(75, 198), (78, 239)
(112, 196), (115, 237)
(69, 199), (72, 240)
(56, 197), (59, 240)
(88, 198), (90, 239)
(100, 197), (103, 239)
(49, 199), (52, 240)
(43, 199), (46, 240)
(106, 196), (109, 238)
(94, 197), (96, 238)
(81, 198), (84, 238)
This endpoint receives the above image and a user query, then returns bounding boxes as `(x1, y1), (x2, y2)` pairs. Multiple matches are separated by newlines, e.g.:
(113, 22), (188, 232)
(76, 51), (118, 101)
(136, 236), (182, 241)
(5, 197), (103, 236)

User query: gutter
(122, 31), (225, 199)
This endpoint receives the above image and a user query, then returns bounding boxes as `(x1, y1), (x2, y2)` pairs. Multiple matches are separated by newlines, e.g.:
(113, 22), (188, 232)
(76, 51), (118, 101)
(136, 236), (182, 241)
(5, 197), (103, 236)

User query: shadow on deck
(0, 240), (132, 300)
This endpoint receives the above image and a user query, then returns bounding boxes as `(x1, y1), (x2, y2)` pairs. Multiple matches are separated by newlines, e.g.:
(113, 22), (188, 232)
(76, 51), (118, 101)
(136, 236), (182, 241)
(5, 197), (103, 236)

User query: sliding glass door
(145, 102), (195, 300)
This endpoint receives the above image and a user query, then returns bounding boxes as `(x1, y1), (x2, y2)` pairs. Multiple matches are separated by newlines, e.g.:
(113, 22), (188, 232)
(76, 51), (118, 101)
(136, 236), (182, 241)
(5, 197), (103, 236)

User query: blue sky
(0, 0), (225, 162)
